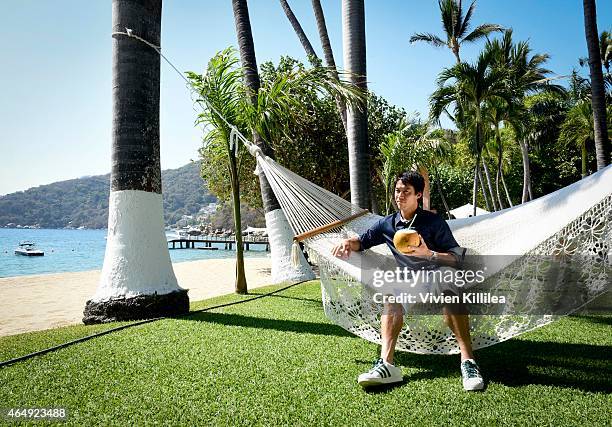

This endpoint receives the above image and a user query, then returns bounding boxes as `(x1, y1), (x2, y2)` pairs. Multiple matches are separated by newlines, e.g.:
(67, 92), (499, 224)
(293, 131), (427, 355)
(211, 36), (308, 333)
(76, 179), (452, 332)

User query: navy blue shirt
(358, 208), (465, 269)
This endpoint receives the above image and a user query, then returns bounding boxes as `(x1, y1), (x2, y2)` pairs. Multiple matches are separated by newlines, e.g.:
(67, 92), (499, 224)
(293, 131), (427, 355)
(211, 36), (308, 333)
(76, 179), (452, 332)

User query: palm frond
(462, 23), (504, 43)
(458, 0), (477, 38)
(409, 32), (446, 47)
(439, 0), (457, 39)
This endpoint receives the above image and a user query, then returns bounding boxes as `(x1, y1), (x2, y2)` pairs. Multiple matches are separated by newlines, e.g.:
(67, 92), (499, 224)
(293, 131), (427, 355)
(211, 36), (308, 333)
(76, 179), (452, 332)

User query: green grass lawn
(0, 281), (610, 426)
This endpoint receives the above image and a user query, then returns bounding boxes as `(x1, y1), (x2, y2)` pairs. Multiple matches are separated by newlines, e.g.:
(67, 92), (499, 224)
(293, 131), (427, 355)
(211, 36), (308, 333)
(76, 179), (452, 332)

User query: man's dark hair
(396, 171), (425, 196)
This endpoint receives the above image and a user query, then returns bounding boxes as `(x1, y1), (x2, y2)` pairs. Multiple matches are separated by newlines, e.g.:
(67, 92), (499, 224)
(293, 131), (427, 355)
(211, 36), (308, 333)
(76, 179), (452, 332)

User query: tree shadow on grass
(184, 311), (354, 339)
(570, 315), (612, 326)
(246, 292), (322, 305)
(392, 339), (612, 393)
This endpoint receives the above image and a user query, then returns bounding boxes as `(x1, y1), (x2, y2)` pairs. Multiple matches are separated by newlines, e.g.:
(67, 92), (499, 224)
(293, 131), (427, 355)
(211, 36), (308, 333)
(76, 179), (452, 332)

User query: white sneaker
(461, 359), (484, 391)
(357, 358), (403, 387)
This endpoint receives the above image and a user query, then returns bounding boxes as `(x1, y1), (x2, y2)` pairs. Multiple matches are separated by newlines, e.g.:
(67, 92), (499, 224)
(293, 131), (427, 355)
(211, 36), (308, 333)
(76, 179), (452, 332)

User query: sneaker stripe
(381, 365), (391, 378)
(375, 366), (388, 378)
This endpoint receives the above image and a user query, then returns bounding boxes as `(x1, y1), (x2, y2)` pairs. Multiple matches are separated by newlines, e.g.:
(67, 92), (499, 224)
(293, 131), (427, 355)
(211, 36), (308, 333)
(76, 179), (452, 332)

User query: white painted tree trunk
(265, 209), (315, 283)
(92, 190), (184, 302)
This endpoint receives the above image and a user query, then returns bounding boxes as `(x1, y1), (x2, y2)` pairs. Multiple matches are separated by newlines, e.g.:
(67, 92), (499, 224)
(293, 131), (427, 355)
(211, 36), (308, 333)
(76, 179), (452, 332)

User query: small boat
(15, 241), (44, 256)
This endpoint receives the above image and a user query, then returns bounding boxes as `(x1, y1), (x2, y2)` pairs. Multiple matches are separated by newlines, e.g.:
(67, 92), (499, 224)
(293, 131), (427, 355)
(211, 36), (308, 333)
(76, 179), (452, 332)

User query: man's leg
(380, 302), (404, 364)
(357, 302), (404, 386)
(442, 310), (474, 361)
(443, 309), (484, 391)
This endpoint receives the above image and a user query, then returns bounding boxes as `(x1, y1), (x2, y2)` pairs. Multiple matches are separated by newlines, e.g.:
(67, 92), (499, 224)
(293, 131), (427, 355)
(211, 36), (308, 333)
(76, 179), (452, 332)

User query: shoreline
(0, 256), (272, 337)
(0, 253), (269, 281)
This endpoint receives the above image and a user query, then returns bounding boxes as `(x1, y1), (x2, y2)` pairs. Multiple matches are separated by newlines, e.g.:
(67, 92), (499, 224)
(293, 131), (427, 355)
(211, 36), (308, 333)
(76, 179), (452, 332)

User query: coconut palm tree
(582, 0), (610, 170)
(410, 0), (503, 63)
(84, 0), (189, 323)
(430, 50), (509, 215)
(232, 0), (315, 284)
(342, 0), (371, 210)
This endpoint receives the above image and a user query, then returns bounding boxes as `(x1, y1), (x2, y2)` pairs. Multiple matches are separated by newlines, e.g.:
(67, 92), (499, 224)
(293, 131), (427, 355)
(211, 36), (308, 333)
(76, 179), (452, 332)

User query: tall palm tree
(232, 0), (315, 284)
(430, 50), (509, 215)
(342, 0), (371, 209)
(278, 0), (348, 132)
(84, 0), (189, 323)
(279, 0), (318, 62)
(410, 0), (503, 63)
(582, 0), (610, 170)
(312, 0), (348, 131)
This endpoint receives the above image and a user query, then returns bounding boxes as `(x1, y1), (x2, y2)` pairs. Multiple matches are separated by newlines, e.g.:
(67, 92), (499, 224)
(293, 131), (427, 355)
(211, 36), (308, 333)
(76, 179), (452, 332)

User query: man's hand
(407, 235), (432, 259)
(332, 237), (361, 259)
(406, 235), (457, 266)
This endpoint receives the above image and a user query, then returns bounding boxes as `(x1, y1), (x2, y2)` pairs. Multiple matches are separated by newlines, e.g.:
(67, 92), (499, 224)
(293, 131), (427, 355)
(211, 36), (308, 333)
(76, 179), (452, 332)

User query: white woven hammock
(240, 133), (612, 354)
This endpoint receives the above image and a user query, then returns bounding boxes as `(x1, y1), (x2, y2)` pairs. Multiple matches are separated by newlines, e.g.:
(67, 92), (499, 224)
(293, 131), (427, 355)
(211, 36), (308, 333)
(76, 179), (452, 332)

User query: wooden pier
(167, 234), (270, 251)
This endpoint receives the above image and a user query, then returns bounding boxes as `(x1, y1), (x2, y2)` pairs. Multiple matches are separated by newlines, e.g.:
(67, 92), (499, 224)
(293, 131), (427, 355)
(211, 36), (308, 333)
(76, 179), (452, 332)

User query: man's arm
(332, 218), (385, 259)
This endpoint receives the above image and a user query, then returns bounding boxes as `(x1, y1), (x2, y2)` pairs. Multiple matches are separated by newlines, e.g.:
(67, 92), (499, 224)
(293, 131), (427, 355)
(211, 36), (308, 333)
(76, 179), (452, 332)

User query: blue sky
(1, 0), (610, 195)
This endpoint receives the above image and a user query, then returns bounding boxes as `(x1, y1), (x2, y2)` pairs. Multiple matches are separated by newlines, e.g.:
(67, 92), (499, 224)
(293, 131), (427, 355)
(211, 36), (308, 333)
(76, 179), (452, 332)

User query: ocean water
(0, 228), (268, 278)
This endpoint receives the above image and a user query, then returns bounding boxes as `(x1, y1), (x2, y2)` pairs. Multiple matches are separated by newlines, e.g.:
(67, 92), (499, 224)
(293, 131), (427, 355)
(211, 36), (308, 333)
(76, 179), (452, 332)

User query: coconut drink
(393, 229), (421, 254)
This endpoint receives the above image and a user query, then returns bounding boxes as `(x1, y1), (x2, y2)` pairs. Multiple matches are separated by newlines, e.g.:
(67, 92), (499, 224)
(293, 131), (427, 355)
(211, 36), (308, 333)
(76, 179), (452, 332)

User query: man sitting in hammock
(332, 171), (484, 391)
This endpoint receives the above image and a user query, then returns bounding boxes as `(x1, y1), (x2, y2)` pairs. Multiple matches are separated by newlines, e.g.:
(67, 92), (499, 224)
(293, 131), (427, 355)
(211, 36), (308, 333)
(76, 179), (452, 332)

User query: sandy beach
(0, 256), (272, 337)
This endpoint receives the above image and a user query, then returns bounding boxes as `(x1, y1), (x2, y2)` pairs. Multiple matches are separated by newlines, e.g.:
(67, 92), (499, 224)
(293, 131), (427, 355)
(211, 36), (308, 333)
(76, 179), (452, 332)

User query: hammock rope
(112, 29), (612, 354)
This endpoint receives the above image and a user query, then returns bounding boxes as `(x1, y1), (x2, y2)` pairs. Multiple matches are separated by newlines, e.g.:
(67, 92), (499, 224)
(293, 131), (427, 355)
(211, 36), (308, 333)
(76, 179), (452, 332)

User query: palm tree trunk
(279, 0), (318, 63)
(519, 139), (531, 203)
(527, 175), (533, 200)
(342, 0), (371, 210)
(418, 165), (431, 211)
(229, 150), (247, 294)
(312, 0), (347, 131)
(477, 164), (492, 212)
(581, 143), (588, 178)
(494, 128), (505, 209)
(432, 168), (451, 219)
(370, 183), (380, 214)
(232, 0), (315, 284)
(495, 154), (504, 209)
(472, 162), (479, 216)
(452, 42), (461, 63)
(84, 0), (189, 324)
(482, 156), (498, 211)
(501, 171), (513, 207)
(583, 0), (610, 170)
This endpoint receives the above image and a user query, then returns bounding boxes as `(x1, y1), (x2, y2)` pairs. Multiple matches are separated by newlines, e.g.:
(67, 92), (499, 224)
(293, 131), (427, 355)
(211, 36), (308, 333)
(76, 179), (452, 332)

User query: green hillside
(0, 162), (216, 229)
